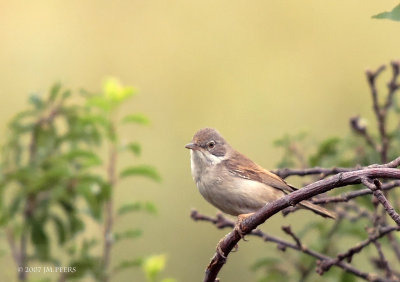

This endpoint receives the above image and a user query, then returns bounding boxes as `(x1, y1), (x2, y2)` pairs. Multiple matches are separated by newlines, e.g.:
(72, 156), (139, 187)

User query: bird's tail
(299, 200), (336, 219)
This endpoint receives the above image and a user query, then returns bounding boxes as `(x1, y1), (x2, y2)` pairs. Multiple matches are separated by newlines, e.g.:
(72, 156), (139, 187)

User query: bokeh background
(1, 1), (399, 281)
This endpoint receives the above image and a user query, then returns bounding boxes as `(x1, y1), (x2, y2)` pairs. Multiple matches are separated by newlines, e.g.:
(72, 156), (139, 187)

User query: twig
(272, 156), (400, 179)
(273, 166), (353, 179)
(102, 144), (117, 282)
(361, 178), (400, 226)
(372, 240), (395, 281)
(350, 116), (378, 151)
(282, 225), (302, 249)
(384, 61), (400, 112)
(366, 65), (389, 163)
(314, 180), (400, 204)
(316, 225), (400, 275)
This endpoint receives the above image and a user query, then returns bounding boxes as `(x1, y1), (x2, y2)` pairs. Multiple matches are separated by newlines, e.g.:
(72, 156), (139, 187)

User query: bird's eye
(207, 141), (215, 149)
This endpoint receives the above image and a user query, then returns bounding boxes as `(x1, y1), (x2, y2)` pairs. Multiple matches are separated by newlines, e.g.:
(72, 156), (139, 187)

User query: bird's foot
(234, 213), (254, 241)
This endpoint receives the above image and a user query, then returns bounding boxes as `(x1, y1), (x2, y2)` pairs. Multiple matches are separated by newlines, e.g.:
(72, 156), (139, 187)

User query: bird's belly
(197, 177), (284, 216)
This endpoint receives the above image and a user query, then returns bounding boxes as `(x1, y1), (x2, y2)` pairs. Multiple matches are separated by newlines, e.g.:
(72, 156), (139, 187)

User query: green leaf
(103, 77), (136, 103)
(117, 202), (142, 215)
(63, 149), (102, 167)
(161, 279), (177, 282)
(144, 202), (157, 214)
(51, 215), (67, 244)
(87, 96), (113, 112)
(114, 229), (142, 242)
(120, 165), (161, 182)
(29, 94), (45, 109)
(61, 89), (71, 100)
(117, 201), (157, 215)
(122, 113), (150, 125)
(68, 214), (84, 235)
(8, 195), (23, 218)
(113, 258), (143, 273)
(143, 254), (166, 282)
(31, 220), (48, 245)
(372, 4), (400, 22)
(48, 83), (62, 103)
(309, 137), (340, 166)
(127, 142), (142, 156)
(30, 218), (50, 258)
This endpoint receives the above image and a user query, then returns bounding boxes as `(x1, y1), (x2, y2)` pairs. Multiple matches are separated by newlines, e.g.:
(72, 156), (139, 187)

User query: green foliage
(87, 77), (136, 112)
(127, 142), (142, 156)
(0, 80), (171, 281)
(143, 254), (176, 282)
(120, 165), (162, 182)
(308, 137), (340, 167)
(117, 201), (157, 215)
(372, 4), (400, 22)
(123, 113), (150, 125)
(114, 229), (142, 242)
(113, 258), (143, 273)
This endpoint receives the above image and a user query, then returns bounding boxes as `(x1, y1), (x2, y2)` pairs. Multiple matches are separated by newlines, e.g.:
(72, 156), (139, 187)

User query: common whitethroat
(185, 128), (335, 219)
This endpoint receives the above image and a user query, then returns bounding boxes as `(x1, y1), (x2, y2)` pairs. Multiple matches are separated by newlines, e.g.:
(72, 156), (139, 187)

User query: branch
(191, 211), (388, 282)
(316, 225), (400, 275)
(361, 178), (400, 226)
(366, 65), (389, 163)
(273, 166), (353, 179)
(372, 240), (395, 280)
(203, 165), (400, 282)
(350, 116), (378, 151)
(272, 156), (400, 179)
(313, 180), (400, 204)
(102, 144), (117, 282)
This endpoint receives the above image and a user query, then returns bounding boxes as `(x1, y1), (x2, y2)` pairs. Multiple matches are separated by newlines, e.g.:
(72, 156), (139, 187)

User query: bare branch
(273, 156), (400, 179)
(361, 178), (400, 226)
(350, 116), (378, 151)
(372, 240), (395, 280)
(203, 165), (400, 282)
(191, 211), (388, 282)
(282, 225), (302, 249)
(314, 180), (400, 204)
(316, 225), (399, 275)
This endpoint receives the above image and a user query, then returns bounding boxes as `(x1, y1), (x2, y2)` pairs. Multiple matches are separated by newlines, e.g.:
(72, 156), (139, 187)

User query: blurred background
(0, 1), (399, 281)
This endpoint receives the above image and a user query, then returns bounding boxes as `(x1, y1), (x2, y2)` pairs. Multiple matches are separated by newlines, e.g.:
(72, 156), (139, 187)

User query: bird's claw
(234, 213), (253, 241)
(234, 221), (248, 241)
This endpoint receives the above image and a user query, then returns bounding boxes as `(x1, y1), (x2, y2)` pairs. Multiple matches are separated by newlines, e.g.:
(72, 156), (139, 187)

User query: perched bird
(185, 128), (335, 220)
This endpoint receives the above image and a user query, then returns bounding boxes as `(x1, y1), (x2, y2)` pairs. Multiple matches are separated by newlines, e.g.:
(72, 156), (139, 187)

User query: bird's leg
(234, 213), (254, 241)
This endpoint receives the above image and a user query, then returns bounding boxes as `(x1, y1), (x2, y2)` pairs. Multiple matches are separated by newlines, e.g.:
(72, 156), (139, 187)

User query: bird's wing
(223, 152), (295, 194)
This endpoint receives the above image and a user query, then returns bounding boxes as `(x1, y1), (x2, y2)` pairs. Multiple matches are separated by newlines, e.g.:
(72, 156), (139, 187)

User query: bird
(185, 128), (336, 222)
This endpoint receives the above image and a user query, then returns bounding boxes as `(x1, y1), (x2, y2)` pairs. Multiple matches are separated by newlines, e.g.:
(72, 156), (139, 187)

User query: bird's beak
(185, 143), (199, 150)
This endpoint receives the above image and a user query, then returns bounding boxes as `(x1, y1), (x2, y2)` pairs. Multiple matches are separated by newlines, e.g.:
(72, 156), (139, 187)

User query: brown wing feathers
(224, 152), (336, 219)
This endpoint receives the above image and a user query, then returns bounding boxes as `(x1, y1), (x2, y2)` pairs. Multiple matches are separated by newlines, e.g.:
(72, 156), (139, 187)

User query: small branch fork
(360, 61), (400, 163)
(196, 162), (400, 282)
(361, 178), (400, 226)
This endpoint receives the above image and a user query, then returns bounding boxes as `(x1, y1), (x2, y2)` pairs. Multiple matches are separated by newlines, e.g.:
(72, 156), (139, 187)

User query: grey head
(185, 128), (229, 158)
